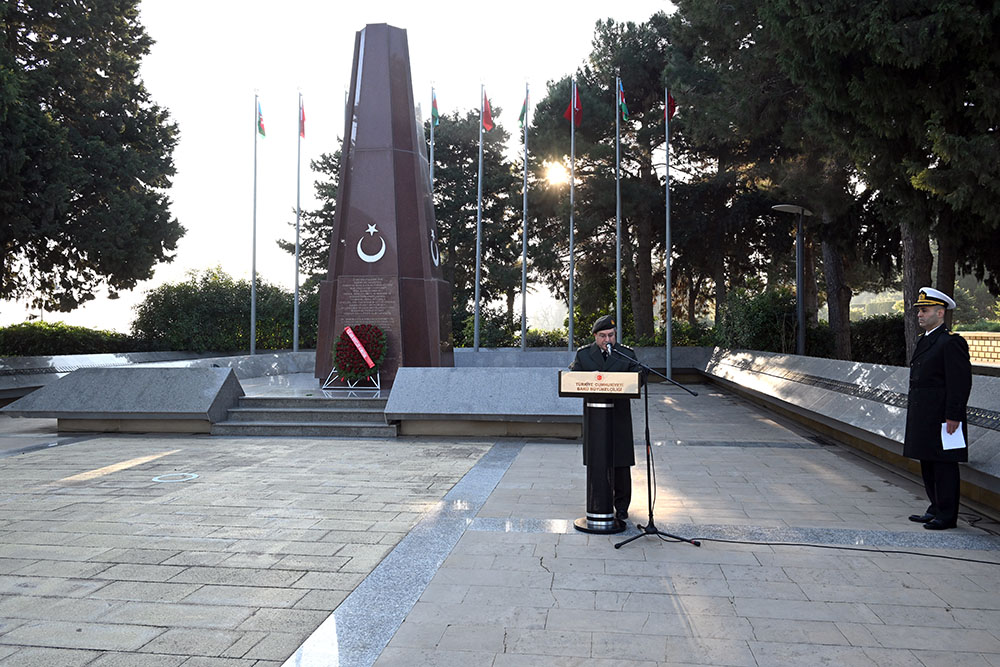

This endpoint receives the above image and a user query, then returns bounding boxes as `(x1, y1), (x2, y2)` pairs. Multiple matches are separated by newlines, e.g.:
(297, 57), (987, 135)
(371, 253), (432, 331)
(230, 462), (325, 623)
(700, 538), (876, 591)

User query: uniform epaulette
(575, 344), (590, 352)
(618, 344), (635, 351)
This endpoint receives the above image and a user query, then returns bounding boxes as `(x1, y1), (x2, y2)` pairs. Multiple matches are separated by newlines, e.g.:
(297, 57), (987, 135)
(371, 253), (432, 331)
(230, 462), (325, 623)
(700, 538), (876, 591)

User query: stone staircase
(211, 396), (396, 438)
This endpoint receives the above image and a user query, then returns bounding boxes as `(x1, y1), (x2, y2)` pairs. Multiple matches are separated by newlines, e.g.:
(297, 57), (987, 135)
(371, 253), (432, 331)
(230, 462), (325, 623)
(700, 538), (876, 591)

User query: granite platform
(0, 351), (224, 403)
(0, 352), (316, 433)
(1, 367), (244, 433)
(384, 367), (582, 438)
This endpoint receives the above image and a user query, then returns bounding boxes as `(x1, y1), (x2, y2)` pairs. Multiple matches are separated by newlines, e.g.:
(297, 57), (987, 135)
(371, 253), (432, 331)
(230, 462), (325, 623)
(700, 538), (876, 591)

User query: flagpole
(251, 93), (258, 356)
(615, 76), (622, 342)
(429, 87), (435, 189)
(568, 79), (576, 351)
(665, 88), (673, 379)
(473, 84), (484, 351)
(293, 92), (302, 353)
(520, 82), (529, 350)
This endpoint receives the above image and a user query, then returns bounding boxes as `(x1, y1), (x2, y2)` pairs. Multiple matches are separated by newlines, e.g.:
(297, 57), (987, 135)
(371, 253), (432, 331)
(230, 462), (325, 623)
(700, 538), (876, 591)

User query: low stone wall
(133, 351), (315, 379)
(959, 331), (1000, 367)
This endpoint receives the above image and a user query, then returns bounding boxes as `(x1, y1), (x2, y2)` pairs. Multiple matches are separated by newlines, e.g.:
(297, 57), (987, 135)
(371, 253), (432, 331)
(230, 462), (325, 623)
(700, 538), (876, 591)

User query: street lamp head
(771, 204), (814, 216)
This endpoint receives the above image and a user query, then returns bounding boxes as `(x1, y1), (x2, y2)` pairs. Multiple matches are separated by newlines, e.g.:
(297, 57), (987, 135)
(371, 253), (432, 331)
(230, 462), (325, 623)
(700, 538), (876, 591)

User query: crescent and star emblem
(430, 229), (440, 266)
(356, 223), (386, 263)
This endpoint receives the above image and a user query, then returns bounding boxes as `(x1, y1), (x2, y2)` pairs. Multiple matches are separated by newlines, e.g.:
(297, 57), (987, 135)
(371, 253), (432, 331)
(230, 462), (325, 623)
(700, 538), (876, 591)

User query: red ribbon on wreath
(344, 326), (376, 368)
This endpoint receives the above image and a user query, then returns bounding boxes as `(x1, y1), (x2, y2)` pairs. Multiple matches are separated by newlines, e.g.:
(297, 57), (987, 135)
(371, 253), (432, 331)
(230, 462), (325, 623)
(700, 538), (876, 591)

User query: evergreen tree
(277, 151), (341, 293)
(761, 0), (1000, 356)
(1, 0), (182, 311)
(428, 107), (522, 342)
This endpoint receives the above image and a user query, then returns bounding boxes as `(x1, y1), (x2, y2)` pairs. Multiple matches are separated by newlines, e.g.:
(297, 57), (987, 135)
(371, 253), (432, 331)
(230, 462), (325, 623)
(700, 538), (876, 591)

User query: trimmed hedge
(0, 321), (152, 357)
(850, 314), (906, 366)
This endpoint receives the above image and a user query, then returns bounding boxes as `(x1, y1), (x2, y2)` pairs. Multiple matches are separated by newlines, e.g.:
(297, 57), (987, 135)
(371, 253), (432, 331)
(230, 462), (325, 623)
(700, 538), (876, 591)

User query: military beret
(913, 287), (956, 310)
(591, 314), (615, 333)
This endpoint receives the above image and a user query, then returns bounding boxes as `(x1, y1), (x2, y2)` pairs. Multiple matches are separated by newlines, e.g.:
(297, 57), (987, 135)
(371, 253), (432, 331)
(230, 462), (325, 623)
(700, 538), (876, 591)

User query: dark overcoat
(570, 342), (640, 467)
(903, 327), (973, 463)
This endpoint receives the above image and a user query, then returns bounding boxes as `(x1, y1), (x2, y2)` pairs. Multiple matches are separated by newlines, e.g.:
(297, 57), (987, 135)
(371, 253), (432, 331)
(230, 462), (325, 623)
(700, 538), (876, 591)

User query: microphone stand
(607, 345), (701, 549)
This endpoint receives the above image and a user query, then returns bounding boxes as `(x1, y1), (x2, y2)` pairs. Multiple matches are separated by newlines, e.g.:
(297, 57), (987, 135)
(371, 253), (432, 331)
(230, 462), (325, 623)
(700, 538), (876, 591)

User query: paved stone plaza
(2, 382), (999, 666)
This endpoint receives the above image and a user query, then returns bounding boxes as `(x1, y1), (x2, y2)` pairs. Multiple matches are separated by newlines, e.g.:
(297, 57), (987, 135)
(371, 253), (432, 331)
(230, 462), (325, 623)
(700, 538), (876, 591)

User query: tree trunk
(621, 224), (642, 341)
(901, 219), (933, 362)
(935, 216), (958, 330)
(688, 273), (703, 327)
(630, 161), (659, 342)
(804, 229), (819, 326)
(820, 227), (852, 360)
(633, 216), (655, 341)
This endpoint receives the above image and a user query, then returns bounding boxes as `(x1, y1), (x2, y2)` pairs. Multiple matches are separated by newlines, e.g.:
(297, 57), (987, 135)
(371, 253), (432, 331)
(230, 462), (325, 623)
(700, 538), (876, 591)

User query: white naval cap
(913, 287), (956, 310)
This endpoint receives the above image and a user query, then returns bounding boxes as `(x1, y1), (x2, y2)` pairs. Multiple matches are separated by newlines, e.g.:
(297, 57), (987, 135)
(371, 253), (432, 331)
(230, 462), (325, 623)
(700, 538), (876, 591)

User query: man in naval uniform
(905, 287), (973, 530)
(569, 314), (642, 521)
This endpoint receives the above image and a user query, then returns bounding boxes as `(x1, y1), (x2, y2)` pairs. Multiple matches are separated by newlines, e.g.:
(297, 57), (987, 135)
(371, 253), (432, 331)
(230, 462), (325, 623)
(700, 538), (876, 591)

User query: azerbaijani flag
(482, 90), (494, 132)
(432, 89), (440, 126)
(257, 101), (266, 137)
(618, 80), (629, 121)
(518, 95), (527, 129)
(299, 98), (305, 138)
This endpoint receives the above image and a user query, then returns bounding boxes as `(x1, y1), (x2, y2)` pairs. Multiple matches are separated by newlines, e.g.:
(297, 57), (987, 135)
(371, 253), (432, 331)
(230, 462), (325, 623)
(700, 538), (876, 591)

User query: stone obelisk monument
(315, 23), (453, 387)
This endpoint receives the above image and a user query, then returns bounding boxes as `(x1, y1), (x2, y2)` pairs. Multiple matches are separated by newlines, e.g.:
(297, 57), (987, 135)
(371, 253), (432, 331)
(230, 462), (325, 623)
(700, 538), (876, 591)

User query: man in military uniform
(570, 314), (642, 520)
(904, 287), (973, 530)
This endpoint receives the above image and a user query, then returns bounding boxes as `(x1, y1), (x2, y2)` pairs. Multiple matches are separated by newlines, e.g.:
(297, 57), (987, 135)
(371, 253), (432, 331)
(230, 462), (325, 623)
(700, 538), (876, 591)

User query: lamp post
(771, 204), (814, 355)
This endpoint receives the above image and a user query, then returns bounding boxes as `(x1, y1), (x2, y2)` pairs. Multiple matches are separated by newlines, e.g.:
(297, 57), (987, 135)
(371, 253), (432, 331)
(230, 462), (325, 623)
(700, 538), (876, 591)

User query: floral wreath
(334, 324), (387, 381)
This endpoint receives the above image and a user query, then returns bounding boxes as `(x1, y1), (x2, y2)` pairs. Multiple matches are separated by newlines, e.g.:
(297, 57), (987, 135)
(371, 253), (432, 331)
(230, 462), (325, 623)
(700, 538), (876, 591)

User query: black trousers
(920, 460), (960, 525)
(613, 466), (632, 513)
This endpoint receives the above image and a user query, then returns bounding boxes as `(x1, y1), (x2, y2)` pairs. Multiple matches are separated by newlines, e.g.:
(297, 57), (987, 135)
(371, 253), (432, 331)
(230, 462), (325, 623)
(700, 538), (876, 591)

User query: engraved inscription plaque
(335, 276), (399, 332)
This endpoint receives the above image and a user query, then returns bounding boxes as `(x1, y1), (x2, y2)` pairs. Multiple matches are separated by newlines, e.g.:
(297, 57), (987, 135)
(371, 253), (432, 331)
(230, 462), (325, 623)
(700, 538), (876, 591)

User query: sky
(2, 0), (674, 333)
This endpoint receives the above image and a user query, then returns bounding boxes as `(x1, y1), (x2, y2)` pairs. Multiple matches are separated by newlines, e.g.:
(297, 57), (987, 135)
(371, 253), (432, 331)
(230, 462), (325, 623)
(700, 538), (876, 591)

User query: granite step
(236, 396), (387, 410)
(224, 407), (387, 423)
(211, 420), (398, 438)
(213, 395), (394, 437)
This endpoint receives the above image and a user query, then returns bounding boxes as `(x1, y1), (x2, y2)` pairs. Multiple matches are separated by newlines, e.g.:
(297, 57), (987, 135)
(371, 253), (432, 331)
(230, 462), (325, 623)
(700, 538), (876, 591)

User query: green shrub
(714, 287), (799, 353)
(804, 321), (835, 358)
(523, 328), (568, 348)
(954, 319), (1000, 333)
(850, 314), (906, 365)
(458, 307), (517, 348)
(131, 268), (316, 352)
(631, 320), (715, 348)
(0, 321), (151, 356)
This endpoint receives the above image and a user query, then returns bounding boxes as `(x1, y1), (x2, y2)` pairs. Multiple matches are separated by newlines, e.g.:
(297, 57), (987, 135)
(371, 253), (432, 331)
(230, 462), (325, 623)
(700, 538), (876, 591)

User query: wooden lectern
(559, 371), (641, 534)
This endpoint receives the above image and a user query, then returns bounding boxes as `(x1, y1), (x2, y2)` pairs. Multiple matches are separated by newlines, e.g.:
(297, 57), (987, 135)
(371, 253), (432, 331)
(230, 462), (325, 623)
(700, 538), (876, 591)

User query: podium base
(574, 517), (626, 534)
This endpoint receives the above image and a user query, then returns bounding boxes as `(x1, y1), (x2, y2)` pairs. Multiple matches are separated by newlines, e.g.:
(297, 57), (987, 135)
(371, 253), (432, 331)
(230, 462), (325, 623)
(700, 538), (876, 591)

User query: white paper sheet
(941, 422), (967, 450)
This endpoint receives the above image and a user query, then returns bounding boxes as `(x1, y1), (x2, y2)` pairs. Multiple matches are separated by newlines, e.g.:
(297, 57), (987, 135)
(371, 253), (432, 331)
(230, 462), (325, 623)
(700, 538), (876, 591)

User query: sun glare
(543, 160), (570, 187)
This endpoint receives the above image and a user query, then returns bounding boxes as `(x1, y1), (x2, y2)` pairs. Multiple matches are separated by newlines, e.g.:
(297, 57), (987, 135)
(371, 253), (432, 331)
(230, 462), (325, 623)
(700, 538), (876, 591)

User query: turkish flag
(482, 92), (494, 132)
(563, 84), (581, 126)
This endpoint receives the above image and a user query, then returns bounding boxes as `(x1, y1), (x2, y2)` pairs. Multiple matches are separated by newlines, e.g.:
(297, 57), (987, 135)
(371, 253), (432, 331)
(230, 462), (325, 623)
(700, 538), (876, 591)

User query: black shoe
(615, 509), (628, 521)
(909, 513), (935, 523)
(923, 518), (957, 530)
